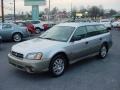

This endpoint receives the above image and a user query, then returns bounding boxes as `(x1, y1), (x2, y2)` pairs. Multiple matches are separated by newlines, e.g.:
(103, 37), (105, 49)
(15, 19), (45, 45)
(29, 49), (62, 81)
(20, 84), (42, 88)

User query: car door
(68, 26), (89, 61)
(0, 23), (13, 40)
(85, 25), (102, 55)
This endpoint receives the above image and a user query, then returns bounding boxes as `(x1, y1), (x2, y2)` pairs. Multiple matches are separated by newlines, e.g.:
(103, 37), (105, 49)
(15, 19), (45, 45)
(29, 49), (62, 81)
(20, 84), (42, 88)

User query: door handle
(85, 41), (88, 44)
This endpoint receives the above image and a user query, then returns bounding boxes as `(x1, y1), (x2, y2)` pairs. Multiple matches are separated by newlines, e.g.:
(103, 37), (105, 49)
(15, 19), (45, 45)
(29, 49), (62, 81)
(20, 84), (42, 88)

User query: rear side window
(95, 25), (109, 34)
(86, 25), (99, 37)
(2, 24), (12, 29)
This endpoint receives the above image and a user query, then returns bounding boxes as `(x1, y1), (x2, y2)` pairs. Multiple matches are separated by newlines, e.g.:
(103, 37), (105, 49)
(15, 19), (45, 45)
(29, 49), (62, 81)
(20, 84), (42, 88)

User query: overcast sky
(1, 0), (120, 15)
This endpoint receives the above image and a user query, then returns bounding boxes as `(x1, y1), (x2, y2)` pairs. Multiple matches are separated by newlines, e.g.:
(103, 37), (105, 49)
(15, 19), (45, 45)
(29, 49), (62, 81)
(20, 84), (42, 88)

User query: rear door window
(86, 25), (99, 37)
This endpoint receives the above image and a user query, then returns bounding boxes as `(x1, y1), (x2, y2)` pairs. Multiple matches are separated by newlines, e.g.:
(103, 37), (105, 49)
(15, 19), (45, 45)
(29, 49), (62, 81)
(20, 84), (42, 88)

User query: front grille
(11, 51), (24, 59)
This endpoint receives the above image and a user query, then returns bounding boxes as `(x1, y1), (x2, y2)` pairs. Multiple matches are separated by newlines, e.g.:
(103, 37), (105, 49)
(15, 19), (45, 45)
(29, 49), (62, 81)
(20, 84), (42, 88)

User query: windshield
(39, 26), (75, 42)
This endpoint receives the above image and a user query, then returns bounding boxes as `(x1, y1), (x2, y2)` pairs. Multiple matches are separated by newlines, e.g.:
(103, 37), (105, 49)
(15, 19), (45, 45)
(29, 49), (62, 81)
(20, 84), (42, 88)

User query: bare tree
(71, 7), (77, 21)
(88, 6), (101, 19)
(109, 9), (117, 16)
(51, 7), (59, 15)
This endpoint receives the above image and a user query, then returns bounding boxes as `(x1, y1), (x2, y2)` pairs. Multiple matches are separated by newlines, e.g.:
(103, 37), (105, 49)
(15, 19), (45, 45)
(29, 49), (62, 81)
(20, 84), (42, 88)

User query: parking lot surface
(0, 30), (120, 90)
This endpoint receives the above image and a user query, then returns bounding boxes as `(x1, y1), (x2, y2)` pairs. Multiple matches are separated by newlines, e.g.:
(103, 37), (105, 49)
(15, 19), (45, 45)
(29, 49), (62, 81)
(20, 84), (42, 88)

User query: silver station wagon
(8, 22), (112, 77)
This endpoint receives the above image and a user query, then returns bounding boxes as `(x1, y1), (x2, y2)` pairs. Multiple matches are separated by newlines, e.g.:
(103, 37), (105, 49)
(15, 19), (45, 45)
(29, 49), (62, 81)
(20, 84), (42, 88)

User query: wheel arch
(50, 52), (70, 67)
(12, 32), (23, 40)
(102, 42), (109, 51)
(12, 32), (23, 37)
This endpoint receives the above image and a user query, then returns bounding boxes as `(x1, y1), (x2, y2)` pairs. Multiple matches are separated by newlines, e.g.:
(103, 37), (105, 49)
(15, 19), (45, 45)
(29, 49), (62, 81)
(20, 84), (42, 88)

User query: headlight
(25, 52), (43, 60)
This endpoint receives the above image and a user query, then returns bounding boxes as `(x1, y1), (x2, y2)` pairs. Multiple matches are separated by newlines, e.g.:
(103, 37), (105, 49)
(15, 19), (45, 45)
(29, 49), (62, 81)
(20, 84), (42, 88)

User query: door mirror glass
(71, 35), (82, 42)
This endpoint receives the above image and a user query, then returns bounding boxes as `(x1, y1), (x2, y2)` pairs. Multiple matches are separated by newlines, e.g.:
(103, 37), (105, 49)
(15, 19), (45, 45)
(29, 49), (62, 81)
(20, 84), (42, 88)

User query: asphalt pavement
(0, 30), (120, 90)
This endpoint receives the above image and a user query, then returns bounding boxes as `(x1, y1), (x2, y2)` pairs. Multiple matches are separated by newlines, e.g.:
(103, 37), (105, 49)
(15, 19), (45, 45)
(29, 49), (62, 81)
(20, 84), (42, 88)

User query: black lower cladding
(10, 61), (25, 70)
(11, 51), (24, 59)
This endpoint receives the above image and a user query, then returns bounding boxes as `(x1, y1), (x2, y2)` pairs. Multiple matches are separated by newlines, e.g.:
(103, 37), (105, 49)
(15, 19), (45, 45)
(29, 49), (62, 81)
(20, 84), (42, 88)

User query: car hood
(12, 38), (67, 56)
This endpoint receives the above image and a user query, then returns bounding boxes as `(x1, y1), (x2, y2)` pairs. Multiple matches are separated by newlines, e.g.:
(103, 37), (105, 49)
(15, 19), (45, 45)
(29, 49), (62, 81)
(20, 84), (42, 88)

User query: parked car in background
(15, 21), (36, 34)
(0, 23), (29, 42)
(8, 22), (112, 77)
(99, 19), (112, 30)
(26, 20), (45, 33)
(26, 20), (54, 33)
(42, 21), (56, 30)
(112, 20), (120, 28)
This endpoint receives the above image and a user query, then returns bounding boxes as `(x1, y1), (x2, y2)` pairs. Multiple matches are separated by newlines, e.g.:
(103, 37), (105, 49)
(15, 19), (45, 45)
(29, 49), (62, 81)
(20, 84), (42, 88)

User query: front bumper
(8, 54), (50, 73)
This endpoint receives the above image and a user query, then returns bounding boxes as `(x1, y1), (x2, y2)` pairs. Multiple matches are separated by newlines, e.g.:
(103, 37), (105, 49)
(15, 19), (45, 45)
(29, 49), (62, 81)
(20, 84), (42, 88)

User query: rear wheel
(49, 55), (67, 77)
(12, 33), (22, 42)
(98, 45), (108, 58)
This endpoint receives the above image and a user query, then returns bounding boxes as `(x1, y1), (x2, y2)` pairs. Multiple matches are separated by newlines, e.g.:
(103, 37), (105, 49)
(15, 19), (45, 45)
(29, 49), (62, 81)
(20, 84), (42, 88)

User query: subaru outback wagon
(8, 22), (112, 77)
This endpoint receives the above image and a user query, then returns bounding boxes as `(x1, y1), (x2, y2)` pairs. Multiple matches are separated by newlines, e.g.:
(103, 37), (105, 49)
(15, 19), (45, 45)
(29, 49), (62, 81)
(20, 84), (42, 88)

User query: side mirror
(71, 36), (82, 42)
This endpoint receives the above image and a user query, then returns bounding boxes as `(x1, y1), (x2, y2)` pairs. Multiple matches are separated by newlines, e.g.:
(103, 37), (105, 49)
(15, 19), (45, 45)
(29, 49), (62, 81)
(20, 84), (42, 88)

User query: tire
(98, 45), (108, 59)
(12, 33), (22, 42)
(35, 28), (41, 34)
(49, 55), (67, 77)
(107, 27), (111, 30)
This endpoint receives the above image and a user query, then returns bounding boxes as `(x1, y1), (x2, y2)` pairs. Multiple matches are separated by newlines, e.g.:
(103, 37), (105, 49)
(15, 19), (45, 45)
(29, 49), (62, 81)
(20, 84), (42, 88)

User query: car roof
(56, 22), (102, 28)
(26, 20), (40, 21)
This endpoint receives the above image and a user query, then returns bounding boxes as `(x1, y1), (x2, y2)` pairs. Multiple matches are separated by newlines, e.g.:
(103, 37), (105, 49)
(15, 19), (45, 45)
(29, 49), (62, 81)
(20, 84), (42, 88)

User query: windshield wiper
(44, 37), (60, 41)
(38, 37), (43, 39)
(38, 37), (59, 41)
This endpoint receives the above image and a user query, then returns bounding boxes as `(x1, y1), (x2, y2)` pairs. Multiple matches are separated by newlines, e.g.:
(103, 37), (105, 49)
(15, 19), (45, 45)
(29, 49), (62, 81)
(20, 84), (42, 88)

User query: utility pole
(71, 1), (72, 18)
(48, 0), (50, 24)
(1, 0), (4, 22)
(13, 0), (16, 21)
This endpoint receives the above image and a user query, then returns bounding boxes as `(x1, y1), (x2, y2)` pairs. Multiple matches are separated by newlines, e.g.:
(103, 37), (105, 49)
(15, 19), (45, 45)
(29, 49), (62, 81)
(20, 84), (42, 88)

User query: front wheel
(98, 45), (108, 58)
(12, 33), (22, 42)
(49, 55), (66, 77)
